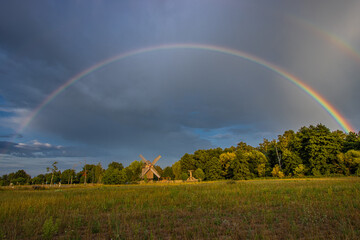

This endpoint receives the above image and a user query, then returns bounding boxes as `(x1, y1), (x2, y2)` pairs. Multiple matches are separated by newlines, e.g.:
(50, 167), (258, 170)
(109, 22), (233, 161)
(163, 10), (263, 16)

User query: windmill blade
(152, 155), (161, 165)
(141, 166), (150, 177)
(150, 166), (160, 178)
(139, 154), (148, 163)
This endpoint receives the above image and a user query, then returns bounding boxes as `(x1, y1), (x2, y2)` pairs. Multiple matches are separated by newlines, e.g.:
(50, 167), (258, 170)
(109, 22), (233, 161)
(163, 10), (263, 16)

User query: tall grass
(0, 178), (359, 239)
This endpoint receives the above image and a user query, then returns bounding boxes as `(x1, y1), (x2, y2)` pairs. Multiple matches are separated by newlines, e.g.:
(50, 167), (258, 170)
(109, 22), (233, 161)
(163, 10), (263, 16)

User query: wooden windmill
(139, 154), (161, 180)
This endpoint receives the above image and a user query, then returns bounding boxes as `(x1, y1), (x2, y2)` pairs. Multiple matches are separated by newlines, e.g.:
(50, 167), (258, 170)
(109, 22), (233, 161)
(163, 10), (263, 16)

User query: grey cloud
(0, 0), (359, 175)
(0, 134), (22, 138)
(0, 140), (103, 158)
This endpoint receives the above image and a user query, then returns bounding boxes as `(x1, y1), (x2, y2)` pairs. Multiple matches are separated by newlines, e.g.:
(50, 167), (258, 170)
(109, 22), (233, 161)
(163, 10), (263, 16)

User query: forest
(1, 124), (360, 186)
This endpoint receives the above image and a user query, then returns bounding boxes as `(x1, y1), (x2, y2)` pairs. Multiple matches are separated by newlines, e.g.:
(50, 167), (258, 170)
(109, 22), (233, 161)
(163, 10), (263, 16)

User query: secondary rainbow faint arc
(289, 15), (360, 62)
(19, 43), (355, 133)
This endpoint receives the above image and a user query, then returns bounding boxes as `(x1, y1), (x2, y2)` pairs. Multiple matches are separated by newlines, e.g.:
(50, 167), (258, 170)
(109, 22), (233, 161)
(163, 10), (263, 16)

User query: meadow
(0, 177), (359, 240)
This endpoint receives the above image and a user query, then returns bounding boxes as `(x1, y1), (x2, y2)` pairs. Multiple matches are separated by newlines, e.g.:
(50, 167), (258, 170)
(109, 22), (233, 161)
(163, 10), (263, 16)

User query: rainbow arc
(19, 43), (355, 133)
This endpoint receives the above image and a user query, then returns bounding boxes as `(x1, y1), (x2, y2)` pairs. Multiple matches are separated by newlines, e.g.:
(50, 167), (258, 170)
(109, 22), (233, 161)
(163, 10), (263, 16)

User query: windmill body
(139, 154), (161, 180)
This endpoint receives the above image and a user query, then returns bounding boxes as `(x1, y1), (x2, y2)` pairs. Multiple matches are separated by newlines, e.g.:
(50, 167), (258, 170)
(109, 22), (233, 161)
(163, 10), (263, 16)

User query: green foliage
(32, 174), (46, 185)
(103, 168), (127, 184)
(294, 164), (306, 177)
(154, 166), (163, 180)
(46, 162), (59, 185)
(281, 149), (302, 176)
(204, 157), (222, 180)
(45, 171), (60, 184)
(60, 169), (75, 184)
(271, 165), (284, 178)
(81, 164), (103, 183)
(244, 150), (268, 177)
(108, 162), (124, 171)
(162, 166), (175, 179)
(180, 153), (196, 173)
(194, 168), (205, 181)
(297, 124), (342, 175)
(219, 152), (236, 178)
(125, 160), (142, 182)
(343, 132), (360, 152)
(94, 163), (104, 183)
(230, 151), (252, 180)
(3, 123), (360, 186)
(180, 172), (188, 181)
(42, 217), (60, 239)
(172, 161), (182, 180)
(11, 177), (27, 185)
(338, 150), (360, 175)
(7, 170), (31, 185)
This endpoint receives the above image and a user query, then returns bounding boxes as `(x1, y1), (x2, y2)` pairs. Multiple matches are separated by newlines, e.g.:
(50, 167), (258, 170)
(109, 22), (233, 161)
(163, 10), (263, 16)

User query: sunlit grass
(1, 178), (359, 239)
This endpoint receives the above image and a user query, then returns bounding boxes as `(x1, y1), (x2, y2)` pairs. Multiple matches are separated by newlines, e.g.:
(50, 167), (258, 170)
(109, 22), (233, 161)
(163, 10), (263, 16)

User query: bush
(194, 168), (205, 181)
(180, 172), (188, 181)
(42, 217), (60, 239)
(103, 168), (127, 184)
(271, 165), (284, 178)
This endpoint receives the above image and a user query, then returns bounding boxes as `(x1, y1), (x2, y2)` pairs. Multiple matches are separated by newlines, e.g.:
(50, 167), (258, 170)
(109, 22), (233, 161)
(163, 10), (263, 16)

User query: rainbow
(289, 16), (360, 62)
(19, 43), (355, 133)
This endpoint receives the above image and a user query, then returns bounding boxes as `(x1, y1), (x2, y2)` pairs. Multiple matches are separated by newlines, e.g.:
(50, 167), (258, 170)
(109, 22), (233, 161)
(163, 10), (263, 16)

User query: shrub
(271, 165), (284, 178)
(180, 172), (188, 181)
(194, 168), (205, 181)
(42, 217), (60, 239)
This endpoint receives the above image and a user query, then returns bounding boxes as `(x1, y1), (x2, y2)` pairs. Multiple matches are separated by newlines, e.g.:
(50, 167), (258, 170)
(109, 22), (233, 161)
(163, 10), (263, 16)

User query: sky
(1, 0), (360, 176)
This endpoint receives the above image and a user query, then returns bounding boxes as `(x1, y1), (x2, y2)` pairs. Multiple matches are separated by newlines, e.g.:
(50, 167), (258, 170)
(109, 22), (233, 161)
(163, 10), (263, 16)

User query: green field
(1, 178), (360, 239)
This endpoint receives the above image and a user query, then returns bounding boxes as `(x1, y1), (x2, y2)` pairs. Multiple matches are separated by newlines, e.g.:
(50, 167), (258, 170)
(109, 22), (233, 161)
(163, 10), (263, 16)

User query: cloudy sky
(1, 0), (359, 176)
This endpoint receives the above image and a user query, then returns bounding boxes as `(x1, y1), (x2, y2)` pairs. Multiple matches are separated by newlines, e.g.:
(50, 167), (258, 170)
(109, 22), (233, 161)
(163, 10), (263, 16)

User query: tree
(11, 170), (31, 185)
(343, 132), (360, 152)
(204, 157), (222, 180)
(194, 168), (205, 181)
(108, 162), (124, 171)
(192, 148), (223, 171)
(180, 153), (196, 173)
(294, 164), (306, 177)
(81, 164), (98, 184)
(230, 151), (252, 180)
(154, 166), (163, 180)
(297, 124), (343, 175)
(244, 150), (268, 177)
(125, 160), (142, 182)
(94, 163), (104, 183)
(180, 172), (188, 181)
(45, 171), (60, 184)
(61, 169), (76, 184)
(47, 162), (58, 185)
(0, 175), (8, 186)
(271, 165), (285, 178)
(103, 167), (127, 184)
(172, 161), (182, 180)
(219, 152), (236, 179)
(162, 166), (175, 179)
(281, 149), (302, 176)
(32, 174), (46, 185)
(338, 150), (360, 175)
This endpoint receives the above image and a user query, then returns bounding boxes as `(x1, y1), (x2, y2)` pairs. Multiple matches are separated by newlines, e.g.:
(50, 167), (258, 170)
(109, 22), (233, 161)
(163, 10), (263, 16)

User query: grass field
(1, 177), (360, 239)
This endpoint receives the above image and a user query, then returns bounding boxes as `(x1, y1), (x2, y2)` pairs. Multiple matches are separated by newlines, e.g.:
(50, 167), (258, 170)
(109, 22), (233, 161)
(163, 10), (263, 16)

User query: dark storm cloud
(0, 134), (22, 138)
(0, 0), (359, 175)
(0, 140), (101, 158)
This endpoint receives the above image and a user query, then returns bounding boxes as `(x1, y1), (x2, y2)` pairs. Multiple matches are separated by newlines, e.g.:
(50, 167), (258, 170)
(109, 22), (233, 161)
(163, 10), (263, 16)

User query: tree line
(1, 124), (359, 186)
